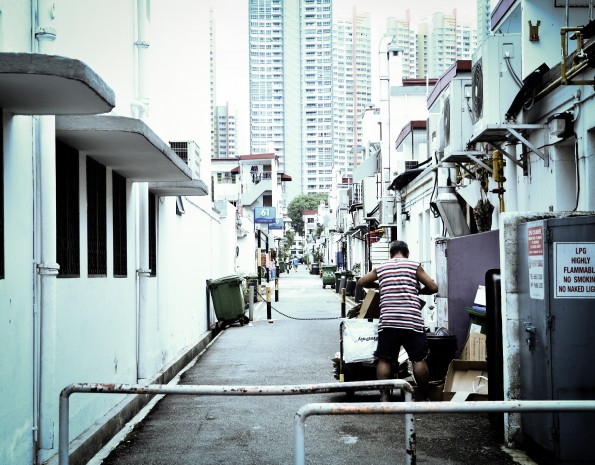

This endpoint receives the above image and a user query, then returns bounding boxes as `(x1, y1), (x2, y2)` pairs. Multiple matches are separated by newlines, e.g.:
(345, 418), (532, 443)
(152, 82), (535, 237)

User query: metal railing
(58, 379), (414, 465)
(294, 400), (595, 465)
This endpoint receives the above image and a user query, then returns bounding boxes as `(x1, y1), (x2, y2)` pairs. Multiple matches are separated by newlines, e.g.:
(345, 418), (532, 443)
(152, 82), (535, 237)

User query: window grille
(56, 142), (80, 277)
(405, 161), (418, 171)
(149, 193), (157, 277)
(112, 171), (127, 277)
(87, 157), (107, 277)
(169, 141), (188, 163)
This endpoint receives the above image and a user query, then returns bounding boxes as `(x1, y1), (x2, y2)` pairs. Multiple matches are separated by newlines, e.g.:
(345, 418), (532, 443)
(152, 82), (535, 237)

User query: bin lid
(207, 274), (243, 286)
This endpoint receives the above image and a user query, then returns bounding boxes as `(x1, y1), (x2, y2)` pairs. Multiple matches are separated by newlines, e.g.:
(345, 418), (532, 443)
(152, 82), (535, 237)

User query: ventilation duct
(433, 187), (470, 237)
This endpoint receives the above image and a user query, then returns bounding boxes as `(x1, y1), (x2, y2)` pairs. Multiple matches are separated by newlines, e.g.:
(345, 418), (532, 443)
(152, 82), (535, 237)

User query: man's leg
(376, 357), (392, 401)
(412, 360), (429, 401)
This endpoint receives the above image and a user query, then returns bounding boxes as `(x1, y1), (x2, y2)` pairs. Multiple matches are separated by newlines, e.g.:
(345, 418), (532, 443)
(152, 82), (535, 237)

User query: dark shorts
(373, 328), (429, 363)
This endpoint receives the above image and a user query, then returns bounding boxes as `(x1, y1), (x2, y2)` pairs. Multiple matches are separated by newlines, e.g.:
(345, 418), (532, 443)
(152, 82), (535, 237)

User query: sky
(210, 0), (480, 153)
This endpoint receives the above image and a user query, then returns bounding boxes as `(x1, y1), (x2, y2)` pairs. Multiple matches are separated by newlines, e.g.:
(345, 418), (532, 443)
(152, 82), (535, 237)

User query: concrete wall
(0, 1), (240, 464)
(0, 115), (36, 465)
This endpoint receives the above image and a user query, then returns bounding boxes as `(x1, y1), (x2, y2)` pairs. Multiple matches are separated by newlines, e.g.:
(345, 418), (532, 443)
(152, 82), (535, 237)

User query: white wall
(0, 115), (36, 465)
(0, 1), (241, 463)
(55, 0), (137, 116)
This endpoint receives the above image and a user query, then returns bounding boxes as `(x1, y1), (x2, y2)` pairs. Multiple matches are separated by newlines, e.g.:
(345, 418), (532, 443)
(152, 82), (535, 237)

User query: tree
(279, 230), (295, 262)
(287, 193), (328, 236)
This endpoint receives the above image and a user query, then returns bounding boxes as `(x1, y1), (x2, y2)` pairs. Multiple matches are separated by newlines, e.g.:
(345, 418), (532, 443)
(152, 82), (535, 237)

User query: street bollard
(266, 284), (272, 321)
(341, 288), (346, 318)
(248, 285), (254, 321)
(275, 278), (279, 302)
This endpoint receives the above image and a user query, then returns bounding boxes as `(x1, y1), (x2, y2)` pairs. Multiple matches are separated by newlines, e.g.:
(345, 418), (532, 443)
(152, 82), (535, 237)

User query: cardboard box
(460, 332), (487, 361)
(357, 289), (380, 319)
(443, 360), (488, 401)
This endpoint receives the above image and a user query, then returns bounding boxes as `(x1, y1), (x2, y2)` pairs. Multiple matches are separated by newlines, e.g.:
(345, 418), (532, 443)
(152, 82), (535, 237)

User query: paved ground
(91, 267), (535, 465)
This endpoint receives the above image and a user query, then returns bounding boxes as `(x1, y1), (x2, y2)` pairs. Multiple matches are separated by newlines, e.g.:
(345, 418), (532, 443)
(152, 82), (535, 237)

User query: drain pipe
(135, 0), (152, 380)
(395, 191), (403, 241)
(34, 0), (60, 461)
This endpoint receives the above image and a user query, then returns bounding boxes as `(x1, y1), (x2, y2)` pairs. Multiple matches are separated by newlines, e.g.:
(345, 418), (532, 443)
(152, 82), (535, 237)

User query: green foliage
(278, 230), (295, 262)
(313, 246), (323, 264)
(287, 193), (328, 235)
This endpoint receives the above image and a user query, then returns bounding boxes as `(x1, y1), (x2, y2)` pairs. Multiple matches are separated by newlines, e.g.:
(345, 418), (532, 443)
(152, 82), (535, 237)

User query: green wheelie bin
(207, 275), (249, 328)
(322, 265), (336, 289)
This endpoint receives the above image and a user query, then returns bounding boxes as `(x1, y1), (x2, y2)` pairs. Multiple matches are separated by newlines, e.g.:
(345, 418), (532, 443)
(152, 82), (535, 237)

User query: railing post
(266, 284), (272, 321)
(275, 277), (279, 302)
(341, 288), (346, 318)
(59, 387), (71, 465)
(404, 390), (415, 464)
(248, 285), (254, 321)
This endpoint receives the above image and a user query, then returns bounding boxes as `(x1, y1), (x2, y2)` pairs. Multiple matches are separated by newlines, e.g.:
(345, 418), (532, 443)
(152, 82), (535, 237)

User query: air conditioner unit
(441, 76), (473, 157)
(379, 197), (395, 224)
(426, 112), (443, 160)
(170, 140), (201, 180)
(470, 34), (521, 139)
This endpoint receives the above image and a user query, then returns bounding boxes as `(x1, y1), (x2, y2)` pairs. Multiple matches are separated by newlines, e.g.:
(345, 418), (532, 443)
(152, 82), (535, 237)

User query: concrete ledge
(0, 52), (115, 115)
(47, 330), (215, 465)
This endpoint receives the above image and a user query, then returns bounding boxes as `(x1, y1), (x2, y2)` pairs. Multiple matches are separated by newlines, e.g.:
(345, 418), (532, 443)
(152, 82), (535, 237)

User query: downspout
(134, 0), (151, 380)
(395, 191), (403, 241)
(378, 35), (394, 197)
(34, 0), (59, 461)
(352, 6), (358, 168)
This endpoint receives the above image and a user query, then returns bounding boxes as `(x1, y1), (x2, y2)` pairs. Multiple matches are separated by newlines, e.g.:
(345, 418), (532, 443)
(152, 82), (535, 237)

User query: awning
(388, 168), (424, 191)
(56, 115), (193, 182)
(148, 180), (208, 196)
(231, 166), (240, 174)
(280, 173), (292, 181)
(0, 53), (115, 115)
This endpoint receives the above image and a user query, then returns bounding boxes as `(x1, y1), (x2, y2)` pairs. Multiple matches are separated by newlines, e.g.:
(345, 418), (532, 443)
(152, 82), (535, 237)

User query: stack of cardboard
(443, 360), (488, 401)
(443, 285), (489, 401)
(357, 289), (380, 319)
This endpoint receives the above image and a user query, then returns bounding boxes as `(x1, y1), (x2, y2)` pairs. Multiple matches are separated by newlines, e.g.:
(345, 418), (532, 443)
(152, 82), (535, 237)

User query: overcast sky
(210, 0), (481, 153)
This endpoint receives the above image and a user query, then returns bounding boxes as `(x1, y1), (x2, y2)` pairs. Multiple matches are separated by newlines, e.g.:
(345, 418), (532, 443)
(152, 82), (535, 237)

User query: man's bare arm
(357, 269), (378, 288)
(417, 265), (438, 295)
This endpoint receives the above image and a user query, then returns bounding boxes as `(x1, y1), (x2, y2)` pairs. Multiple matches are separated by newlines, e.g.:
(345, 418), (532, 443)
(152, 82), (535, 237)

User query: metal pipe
(294, 400), (595, 465)
(248, 286), (254, 321)
(266, 284), (272, 320)
(275, 277), (279, 302)
(59, 380), (413, 465)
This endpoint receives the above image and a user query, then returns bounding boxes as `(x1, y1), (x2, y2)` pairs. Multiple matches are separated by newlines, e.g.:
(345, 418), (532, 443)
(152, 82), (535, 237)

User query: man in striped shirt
(357, 240), (438, 401)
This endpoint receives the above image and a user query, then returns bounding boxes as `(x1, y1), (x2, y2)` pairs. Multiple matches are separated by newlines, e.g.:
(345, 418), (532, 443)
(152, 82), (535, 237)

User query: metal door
(518, 215), (595, 463)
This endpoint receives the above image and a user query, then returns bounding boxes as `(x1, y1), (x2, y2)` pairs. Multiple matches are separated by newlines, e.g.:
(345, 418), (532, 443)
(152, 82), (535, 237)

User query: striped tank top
(376, 258), (423, 333)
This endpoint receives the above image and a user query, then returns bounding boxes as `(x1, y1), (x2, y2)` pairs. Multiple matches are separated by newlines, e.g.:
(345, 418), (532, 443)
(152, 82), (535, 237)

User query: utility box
(517, 216), (595, 463)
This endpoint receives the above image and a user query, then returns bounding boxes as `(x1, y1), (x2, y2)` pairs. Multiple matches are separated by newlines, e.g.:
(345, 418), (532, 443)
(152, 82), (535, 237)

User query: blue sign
(254, 207), (276, 224)
(268, 218), (284, 230)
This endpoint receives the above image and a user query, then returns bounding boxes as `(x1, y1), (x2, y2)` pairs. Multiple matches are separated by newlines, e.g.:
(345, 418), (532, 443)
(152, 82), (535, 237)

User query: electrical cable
(254, 288), (343, 321)
(573, 135), (580, 211)
(504, 56), (523, 88)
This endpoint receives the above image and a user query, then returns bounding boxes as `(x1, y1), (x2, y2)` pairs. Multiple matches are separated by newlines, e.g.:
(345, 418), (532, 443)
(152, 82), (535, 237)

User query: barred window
(112, 171), (127, 277)
(56, 142), (80, 277)
(149, 193), (157, 276)
(87, 157), (106, 276)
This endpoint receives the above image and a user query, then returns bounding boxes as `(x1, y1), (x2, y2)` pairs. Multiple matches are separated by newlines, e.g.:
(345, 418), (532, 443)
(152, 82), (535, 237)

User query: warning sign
(554, 242), (595, 298)
(527, 226), (545, 300)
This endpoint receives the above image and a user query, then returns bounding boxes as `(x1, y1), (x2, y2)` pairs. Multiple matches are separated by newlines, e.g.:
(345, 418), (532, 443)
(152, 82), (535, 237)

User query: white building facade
(332, 11), (372, 178)
(0, 2), (241, 464)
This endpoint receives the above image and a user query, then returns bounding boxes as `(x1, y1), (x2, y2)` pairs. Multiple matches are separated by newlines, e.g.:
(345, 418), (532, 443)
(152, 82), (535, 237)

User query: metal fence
(58, 379), (414, 465)
(59, 382), (595, 465)
(294, 400), (595, 465)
